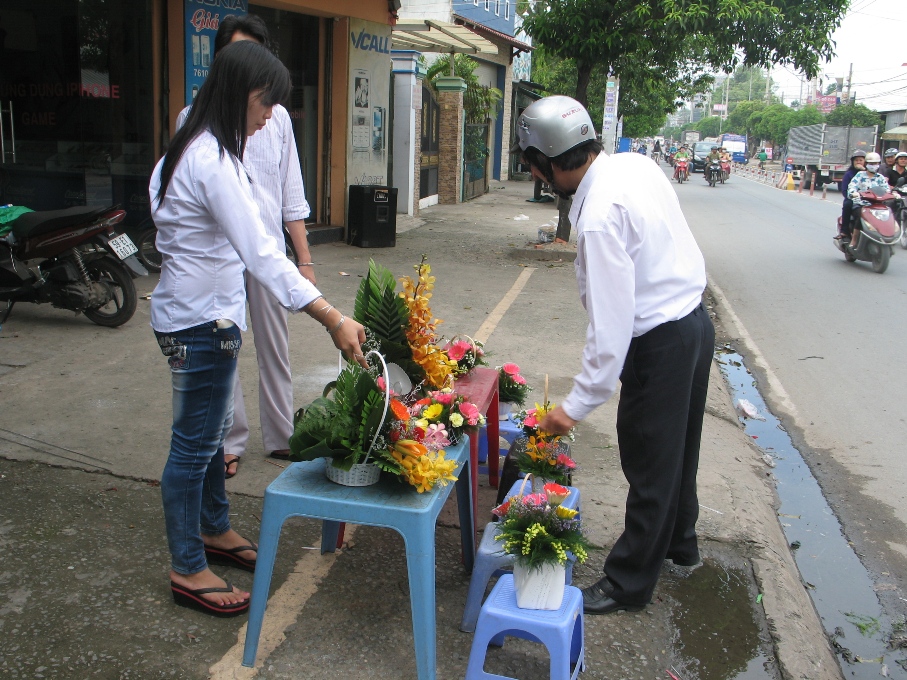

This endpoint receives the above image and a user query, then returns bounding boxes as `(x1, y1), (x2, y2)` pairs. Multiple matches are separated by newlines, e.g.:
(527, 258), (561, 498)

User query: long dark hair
(155, 40), (290, 206)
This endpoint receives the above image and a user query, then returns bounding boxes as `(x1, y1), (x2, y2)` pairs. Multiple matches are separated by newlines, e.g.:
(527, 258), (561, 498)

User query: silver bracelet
(327, 314), (345, 334)
(298, 262), (315, 267)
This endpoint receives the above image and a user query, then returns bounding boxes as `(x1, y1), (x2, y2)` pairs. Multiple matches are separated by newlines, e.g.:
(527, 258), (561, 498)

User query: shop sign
(350, 28), (390, 55)
(184, 0), (248, 106)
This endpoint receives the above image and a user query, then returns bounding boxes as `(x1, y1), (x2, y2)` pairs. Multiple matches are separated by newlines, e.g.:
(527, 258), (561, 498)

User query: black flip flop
(205, 543), (257, 572)
(224, 455), (240, 479)
(170, 580), (249, 617)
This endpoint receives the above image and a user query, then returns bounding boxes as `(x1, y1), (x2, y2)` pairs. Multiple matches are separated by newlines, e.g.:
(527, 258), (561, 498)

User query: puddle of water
(663, 562), (774, 680)
(717, 349), (907, 678)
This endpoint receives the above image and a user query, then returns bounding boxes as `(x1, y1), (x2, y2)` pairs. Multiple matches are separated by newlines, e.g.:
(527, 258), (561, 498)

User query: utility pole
(845, 63), (853, 105)
(764, 66), (771, 104)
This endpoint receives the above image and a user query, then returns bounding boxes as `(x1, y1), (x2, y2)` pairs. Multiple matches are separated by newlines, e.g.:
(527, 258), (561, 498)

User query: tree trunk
(575, 61), (592, 108)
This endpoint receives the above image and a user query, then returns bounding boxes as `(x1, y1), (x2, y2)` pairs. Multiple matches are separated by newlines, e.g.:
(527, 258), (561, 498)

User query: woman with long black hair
(149, 40), (366, 616)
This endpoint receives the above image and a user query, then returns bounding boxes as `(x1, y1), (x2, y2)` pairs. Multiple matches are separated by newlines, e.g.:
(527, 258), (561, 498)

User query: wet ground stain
(717, 348), (907, 679)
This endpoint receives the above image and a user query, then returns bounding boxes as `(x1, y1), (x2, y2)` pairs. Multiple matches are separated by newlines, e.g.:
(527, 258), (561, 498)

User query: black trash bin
(347, 185), (397, 248)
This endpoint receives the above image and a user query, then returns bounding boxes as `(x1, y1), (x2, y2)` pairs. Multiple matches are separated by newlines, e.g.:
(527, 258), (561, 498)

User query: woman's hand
(330, 317), (368, 368)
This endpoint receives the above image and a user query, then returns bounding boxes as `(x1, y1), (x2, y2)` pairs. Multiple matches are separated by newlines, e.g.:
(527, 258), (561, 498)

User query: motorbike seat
(11, 205), (115, 241)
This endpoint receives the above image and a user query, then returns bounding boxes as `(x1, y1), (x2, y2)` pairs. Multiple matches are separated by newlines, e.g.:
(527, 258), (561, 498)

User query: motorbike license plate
(108, 233), (138, 260)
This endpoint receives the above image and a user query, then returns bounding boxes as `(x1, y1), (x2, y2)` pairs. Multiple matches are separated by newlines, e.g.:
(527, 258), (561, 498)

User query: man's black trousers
(603, 302), (715, 606)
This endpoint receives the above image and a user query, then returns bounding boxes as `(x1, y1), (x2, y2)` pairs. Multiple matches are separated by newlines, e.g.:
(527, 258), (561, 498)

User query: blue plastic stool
(465, 574), (584, 680)
(478, 417), (523, 464)
(460, 482), (581, 633)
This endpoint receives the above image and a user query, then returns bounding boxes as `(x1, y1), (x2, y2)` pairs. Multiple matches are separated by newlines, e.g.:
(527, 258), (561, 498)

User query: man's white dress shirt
(560, 151), (707, 422)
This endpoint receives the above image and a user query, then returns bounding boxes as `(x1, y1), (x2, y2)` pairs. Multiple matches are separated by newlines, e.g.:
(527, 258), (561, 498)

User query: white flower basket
(323, 350), (389, 488)
(324, 461), (381, 487)
(513, 561), (566, 610)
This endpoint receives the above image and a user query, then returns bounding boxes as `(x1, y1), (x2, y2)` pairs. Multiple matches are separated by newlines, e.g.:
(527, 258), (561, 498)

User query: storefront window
(0, 0), (154, 227)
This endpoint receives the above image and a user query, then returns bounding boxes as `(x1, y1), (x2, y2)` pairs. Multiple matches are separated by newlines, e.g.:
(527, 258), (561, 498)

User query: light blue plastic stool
(460, 482), (580, 633)
(478, 417), (523, 464)
(465, 574), (585, 680)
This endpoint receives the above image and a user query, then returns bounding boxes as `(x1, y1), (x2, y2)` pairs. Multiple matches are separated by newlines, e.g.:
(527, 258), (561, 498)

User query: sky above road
(770, 0), (907, 112)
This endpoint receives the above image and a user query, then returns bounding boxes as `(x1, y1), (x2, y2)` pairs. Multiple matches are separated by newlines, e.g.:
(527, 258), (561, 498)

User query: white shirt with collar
(176, 104), (310, 241)
(560, 151), (707, 422)
(148, 130), (321, 333)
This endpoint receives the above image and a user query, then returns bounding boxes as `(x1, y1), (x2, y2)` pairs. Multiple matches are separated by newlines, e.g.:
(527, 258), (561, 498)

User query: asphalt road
(671, 163), (907, 613)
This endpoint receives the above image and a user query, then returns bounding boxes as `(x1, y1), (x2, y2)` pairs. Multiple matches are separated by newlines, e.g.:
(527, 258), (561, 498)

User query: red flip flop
(205, 543), (257, 572)
(170, 580), (249, 617)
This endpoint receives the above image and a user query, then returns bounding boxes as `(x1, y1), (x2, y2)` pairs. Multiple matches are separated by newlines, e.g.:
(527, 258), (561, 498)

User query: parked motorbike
(706, 160), (722, 187)
(834, 186), (901, 274)
(673, 159), (689, 184)
(0, 205), (147, 327)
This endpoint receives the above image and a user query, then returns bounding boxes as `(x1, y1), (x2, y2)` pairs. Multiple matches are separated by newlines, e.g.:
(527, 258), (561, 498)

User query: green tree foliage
(521, 0), (845, 107)
(693, 116), (721, 138)
(531, 46), (712, 137)
(825, 103), (884, 128)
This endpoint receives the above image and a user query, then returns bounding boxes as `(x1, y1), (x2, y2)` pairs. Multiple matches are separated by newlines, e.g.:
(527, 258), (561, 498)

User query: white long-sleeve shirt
(176, 104), (310, 241)
(148, 131), (321, 333)
(560, 152), (707, 422)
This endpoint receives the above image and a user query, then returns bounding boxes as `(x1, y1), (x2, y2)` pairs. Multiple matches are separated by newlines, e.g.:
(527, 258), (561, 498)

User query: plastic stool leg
(242, 499), (285, 667)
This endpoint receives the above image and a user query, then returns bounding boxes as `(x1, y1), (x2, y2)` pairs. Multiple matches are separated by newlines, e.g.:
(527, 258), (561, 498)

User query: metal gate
(463, 122), (490, 201)
(420, 85), (440, 199)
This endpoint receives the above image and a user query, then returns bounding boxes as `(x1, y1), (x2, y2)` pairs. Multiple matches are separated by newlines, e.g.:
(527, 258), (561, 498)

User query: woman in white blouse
(149, 40), (366, 617)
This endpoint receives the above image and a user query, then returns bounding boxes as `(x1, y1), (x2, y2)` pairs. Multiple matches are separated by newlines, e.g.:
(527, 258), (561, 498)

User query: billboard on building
(184, 0), (249, 106)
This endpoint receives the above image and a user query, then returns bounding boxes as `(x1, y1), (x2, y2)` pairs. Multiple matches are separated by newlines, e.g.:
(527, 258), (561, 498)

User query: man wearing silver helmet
(516, 96), (715, 615)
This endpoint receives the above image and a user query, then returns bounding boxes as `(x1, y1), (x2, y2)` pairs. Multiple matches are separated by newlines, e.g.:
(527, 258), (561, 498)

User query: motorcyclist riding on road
(847, 151), (891, 248)
(837, 149), (866, 243)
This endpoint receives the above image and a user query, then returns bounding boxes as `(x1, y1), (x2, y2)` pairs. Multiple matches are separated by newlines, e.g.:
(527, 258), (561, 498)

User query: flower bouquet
(443, 337), (487, 377)
(402, 389), (486, 447)
(511, 400), (575, 489)
(288, 358), (460, 493)
(497, 363), (532, 407)
(492, 489), (592, 609)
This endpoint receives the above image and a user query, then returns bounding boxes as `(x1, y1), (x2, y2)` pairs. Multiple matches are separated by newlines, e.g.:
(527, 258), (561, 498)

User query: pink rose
(523, 414), (538, 428)
(513, 375), (526, 385)
(458, 401), (482, 426)
(502, 363), (521, 376)
(431, 391), (455, 405)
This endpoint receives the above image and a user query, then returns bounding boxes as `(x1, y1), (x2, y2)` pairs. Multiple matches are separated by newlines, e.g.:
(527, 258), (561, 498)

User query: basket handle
(516, 473), (532, 498)
(363, 350), (391, 465)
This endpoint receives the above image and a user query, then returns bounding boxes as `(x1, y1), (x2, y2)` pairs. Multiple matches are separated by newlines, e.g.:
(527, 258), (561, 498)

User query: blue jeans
(154, 321), (242, 575)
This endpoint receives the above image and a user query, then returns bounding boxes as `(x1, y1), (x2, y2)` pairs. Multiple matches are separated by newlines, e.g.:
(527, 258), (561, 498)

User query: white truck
(786, 123), (878, 189)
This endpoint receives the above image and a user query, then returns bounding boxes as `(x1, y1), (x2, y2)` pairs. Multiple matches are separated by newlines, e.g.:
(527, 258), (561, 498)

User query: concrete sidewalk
(0, 180), (840, 679)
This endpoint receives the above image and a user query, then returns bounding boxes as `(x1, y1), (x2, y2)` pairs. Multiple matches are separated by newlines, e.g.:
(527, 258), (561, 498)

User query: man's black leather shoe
(581, 578), (644, 615)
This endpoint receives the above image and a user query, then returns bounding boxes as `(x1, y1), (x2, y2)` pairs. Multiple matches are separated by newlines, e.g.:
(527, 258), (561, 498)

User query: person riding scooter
(887, 151), (907, 188)
(705, 146), (721, 183)
(837, 150), (866, 243)
(673, 145), (691, 180)
(848, 151), (891, 248)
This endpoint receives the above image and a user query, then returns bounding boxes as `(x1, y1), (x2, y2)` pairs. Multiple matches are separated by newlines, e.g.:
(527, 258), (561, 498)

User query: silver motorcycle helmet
(513, 95), (597, 158)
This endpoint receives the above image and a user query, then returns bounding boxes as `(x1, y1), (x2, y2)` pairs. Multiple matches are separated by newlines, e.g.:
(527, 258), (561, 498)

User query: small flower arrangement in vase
(497, 363), (532, 419)
(443, 336), (487, 377)
(492, 489), (592, 610)
(512, 400), (576, 491)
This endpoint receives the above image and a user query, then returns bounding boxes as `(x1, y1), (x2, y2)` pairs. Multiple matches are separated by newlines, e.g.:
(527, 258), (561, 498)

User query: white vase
(530, 475), (553, 494)
(498, 401), (515, 420)
(512, 561), (566, 610)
